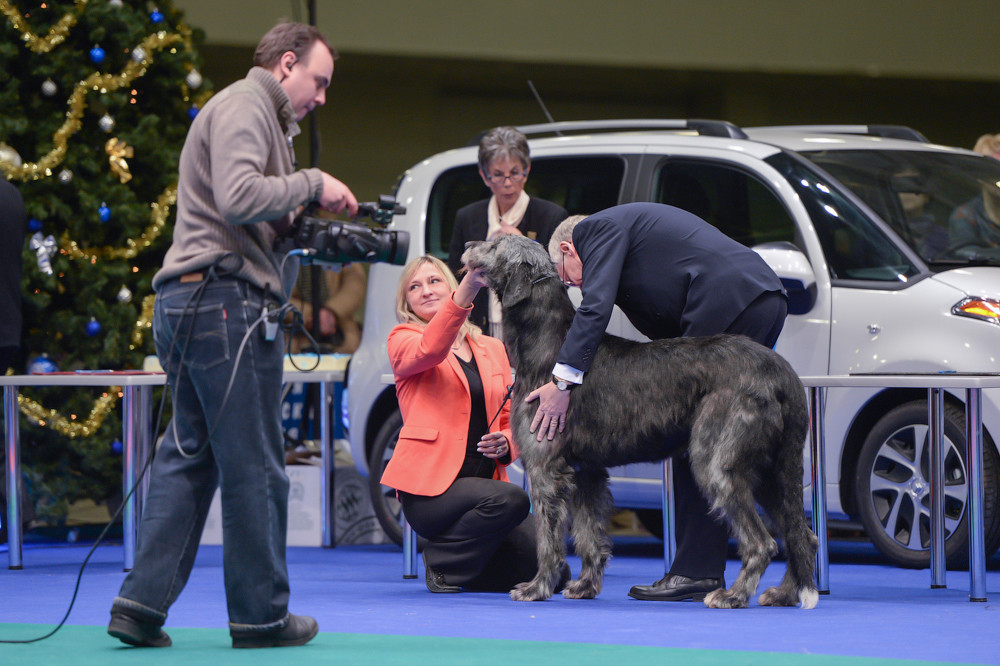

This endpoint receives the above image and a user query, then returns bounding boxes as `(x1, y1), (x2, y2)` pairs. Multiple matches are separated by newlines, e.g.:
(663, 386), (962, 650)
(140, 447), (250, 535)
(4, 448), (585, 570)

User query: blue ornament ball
(187, 106), (199, 120)
(111, 439), (123, 455)
(27, 355), (58, 374)
(98, 203), (111, 223)
(86, 318), (102, 337)
(89, 45), (106, 64)
(150, 10), (164, 23)
(28, 218), (42, 232)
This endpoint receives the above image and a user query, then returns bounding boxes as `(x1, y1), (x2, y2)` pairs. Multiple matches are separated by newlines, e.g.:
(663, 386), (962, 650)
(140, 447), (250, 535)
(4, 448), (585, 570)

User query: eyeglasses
(558, 252), (574, 287)
(487, 170), (526, 184)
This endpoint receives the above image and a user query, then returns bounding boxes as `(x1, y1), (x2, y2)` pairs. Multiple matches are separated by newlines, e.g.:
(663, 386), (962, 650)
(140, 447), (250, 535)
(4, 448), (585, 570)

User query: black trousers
(668, 290), (788, 580)
(400, 477), (539, 591)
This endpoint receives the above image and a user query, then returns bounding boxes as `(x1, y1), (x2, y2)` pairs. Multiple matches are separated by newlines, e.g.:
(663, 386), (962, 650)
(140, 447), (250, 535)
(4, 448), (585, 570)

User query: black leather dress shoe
(425, 565), (461, 593)
(627, 574), (724, 601)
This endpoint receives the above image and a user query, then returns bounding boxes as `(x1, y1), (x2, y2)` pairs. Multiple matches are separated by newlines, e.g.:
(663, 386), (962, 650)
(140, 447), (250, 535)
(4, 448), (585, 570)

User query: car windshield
(800, 149), (1000, 268)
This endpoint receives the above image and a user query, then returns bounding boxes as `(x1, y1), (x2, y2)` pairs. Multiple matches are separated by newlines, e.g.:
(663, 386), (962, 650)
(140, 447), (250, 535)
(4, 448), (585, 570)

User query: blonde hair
(973, 133), (1000, 158)
(395, 255), (481, 340)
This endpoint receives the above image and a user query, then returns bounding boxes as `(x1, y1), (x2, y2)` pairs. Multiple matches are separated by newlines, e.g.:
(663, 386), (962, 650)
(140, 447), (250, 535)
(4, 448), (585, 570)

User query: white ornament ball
(185, 70), (203, 89)
(131, 46), (147, 63)
(0, 142), (22, 168)
(117, 286), (133, 303)
(109, 0), (123, 6)
(58, 169), (73, 184)
(99, 113), (115, 132)
(41, 79), (57, 97)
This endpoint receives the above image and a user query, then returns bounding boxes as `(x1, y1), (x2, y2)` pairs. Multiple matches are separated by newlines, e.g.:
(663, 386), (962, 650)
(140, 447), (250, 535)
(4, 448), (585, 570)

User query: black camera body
(279, 195), (410, 267)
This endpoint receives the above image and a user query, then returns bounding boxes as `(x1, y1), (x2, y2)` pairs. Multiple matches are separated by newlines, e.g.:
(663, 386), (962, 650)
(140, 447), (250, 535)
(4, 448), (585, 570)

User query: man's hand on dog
(525, 383), (570, 442)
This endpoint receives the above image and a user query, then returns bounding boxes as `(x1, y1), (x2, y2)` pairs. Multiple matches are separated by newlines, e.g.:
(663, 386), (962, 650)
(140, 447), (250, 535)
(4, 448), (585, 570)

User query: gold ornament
(0, 141), (23, 168)
(132, 294), (156, 347)
(0, 0), (89, 54)
(105, 137), (133, 183)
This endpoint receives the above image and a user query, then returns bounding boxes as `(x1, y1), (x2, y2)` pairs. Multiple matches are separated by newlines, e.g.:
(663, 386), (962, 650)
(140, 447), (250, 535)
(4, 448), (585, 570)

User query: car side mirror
(753, 242), (817, 315)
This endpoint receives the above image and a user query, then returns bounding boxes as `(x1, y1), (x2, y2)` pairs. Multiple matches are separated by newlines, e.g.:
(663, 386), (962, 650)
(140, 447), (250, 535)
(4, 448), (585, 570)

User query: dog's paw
(510, 582), (551, 602)
(758, 585), (798, 607)
(561, 579), (597, 599)
(704, 588), (749, 609)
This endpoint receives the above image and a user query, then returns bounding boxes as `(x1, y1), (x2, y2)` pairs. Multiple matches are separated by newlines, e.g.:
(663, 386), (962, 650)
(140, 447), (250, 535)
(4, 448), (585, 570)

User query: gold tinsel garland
(18, 389), (118, 438)
(0, 0), (89, 54)
(62, 183), (176, 261)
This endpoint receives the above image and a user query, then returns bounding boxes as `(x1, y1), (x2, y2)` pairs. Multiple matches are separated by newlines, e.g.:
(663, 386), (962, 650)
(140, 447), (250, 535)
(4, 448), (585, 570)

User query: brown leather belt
(179, 272), (204, 283)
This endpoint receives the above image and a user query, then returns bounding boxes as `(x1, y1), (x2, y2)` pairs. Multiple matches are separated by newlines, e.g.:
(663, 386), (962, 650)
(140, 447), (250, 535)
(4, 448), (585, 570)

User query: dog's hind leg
(562, 469), (613, 599)
(510, 456), (574, 602)
(756, 433), (819, 609)
(690, 394), (777, 609)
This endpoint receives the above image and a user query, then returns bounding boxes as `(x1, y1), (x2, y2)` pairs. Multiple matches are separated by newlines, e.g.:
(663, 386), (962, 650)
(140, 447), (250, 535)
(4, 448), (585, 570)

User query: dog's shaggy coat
(462, 234), (818, 609)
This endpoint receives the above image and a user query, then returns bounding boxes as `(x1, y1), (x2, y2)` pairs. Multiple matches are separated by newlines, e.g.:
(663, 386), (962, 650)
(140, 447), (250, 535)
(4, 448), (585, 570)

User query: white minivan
(345, 120), (1000, 568)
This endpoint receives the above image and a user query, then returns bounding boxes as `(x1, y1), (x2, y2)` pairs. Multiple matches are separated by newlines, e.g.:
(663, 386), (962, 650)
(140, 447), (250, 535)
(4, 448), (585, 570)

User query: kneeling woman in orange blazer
(381, 255), (547, 593)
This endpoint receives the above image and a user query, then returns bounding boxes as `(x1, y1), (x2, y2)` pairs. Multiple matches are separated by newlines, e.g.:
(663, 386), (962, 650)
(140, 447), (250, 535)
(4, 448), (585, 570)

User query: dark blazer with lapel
(448, 197), (568, 331)
(557, 202), (784, 373)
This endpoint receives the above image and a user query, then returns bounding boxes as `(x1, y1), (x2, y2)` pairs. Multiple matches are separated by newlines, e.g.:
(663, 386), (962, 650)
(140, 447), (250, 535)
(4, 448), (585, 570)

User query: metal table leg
(4, 385), (22, 569)
(809, 386), (829, 594)
(661, 458), (675, 574)
(320, 381), (334, 548)
(929, 388), (946, 588)
(966, 388), (987, 602)
(122, 386), (139, 571)
(403, 518), (418, 579)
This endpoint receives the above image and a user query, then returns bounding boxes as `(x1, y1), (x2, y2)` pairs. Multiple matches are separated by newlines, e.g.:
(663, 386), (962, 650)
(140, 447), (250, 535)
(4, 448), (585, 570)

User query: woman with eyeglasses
(447, 126), (567, 340)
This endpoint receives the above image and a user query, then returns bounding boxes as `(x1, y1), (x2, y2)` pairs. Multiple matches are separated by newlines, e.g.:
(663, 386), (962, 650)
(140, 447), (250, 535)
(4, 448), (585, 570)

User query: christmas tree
(0, 0), (210, 522)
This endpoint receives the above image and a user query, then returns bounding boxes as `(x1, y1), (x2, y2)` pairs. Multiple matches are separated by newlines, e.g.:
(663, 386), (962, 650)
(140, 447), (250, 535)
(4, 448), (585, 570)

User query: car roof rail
(467, 119), (749, 145)
(752, 124), (929, 143)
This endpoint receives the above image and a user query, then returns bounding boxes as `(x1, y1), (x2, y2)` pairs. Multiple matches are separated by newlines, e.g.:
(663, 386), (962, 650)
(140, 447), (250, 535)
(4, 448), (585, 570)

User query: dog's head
(461, 234), (559, 308)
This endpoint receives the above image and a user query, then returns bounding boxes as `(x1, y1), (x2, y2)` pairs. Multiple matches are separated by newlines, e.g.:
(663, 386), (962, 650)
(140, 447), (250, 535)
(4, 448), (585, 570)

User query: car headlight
(952, 297), (1000, 325)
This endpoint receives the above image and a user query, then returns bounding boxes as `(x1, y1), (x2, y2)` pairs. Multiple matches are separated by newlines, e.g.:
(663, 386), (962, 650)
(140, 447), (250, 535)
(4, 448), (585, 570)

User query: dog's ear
(500, 272), (533, 308)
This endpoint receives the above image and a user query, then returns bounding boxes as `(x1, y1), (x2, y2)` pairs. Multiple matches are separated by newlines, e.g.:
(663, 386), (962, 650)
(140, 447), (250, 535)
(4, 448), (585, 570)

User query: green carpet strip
(0, 625), (970, 665)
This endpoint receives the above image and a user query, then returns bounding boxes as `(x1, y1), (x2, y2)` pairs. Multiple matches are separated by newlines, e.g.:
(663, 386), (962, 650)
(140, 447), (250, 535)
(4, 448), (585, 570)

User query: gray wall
(176, 0), (1000, 200)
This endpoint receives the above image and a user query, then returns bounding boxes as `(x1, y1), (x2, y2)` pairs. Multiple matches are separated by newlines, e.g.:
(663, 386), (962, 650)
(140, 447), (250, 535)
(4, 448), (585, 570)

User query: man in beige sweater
(109, 21), (356, 649)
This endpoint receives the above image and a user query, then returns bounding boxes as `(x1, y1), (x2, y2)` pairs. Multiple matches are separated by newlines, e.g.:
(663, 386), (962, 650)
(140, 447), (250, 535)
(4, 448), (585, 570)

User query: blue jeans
(113, 275), (291, 633)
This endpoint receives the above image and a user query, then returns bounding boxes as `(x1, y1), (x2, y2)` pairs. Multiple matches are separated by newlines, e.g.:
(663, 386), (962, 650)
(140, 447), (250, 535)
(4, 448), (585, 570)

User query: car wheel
(855, 401), (1000, 568)
(367, 410), (426, 550)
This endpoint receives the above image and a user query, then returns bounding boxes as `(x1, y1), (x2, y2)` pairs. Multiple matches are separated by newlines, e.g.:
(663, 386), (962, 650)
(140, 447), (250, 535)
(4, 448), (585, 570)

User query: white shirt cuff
(552, 363), (584, 384)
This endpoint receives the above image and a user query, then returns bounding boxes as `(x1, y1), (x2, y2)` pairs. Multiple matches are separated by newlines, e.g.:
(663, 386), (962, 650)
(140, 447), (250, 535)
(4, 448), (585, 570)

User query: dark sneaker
(107, 611), (172, 648)
(231, 613), (319, 649)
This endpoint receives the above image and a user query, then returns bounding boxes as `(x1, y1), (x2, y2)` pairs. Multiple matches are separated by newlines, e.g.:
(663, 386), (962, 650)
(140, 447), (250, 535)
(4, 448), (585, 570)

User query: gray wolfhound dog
(461, 234), (819, 609)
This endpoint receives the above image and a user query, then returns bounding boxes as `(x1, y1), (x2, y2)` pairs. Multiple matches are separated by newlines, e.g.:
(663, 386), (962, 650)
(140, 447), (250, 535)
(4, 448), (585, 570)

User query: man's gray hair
(548, 215), (589, 262)
(478, 126), (531, 173)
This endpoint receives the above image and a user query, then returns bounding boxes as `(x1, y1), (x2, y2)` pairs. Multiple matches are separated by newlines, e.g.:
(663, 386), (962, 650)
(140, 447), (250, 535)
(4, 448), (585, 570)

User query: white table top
(799, 374), (1000, 389)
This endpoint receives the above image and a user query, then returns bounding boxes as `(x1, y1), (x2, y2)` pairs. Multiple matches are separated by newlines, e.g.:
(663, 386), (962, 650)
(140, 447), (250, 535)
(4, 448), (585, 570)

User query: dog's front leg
(510, 459), (573, 602)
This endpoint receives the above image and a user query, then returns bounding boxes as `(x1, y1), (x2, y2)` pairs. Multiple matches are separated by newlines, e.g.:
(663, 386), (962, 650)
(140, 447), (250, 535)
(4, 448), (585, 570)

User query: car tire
(855, 401), (1000, 569)
(367, 410), (426, 550)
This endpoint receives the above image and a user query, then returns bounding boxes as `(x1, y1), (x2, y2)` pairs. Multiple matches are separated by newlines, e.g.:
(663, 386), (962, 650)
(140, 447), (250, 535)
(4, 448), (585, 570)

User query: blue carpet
(1, 536), (998, 664)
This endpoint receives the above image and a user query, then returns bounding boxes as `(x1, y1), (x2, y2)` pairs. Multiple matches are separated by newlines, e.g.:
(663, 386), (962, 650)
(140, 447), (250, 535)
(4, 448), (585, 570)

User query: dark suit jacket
(448, 197), (567, 331)
(558, 202), (784, 373)
(0, 180), (25, 352)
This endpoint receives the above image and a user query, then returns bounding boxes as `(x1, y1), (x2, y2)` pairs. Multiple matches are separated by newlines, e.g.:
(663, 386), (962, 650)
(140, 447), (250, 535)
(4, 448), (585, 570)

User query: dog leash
(487, 384), (514, 430)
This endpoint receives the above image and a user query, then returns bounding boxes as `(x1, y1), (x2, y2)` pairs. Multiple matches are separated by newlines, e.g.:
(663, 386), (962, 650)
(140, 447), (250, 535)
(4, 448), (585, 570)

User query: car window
(766, 153), (920, 282)
(425, 156), (625, 259)
(653, 159), (798, 248)
(798, 149), (1000, 269)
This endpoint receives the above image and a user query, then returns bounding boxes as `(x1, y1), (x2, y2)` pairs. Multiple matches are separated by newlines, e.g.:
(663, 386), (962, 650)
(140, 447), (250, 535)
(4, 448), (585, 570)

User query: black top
(0, 180), (26, 350)
(455, 353), (495, 479)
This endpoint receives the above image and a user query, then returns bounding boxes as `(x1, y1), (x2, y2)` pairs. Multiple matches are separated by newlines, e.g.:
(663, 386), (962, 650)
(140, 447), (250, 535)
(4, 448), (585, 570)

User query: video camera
(279, 194), (410, 267)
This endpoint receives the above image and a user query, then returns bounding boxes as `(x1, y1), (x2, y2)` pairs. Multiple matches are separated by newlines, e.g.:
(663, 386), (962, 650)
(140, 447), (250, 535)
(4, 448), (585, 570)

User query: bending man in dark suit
(527, 202), (788, 602)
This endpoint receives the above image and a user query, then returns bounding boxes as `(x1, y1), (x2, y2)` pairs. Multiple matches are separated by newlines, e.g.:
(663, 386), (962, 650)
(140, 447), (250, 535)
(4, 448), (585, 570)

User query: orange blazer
(380, 295), (516, 497)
